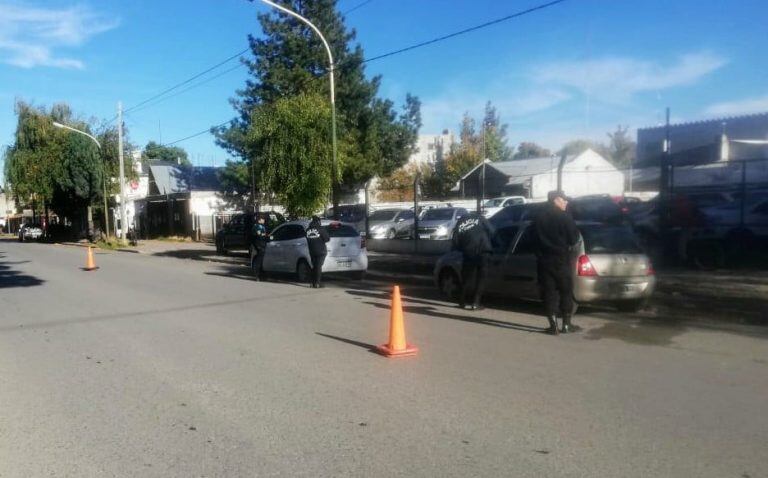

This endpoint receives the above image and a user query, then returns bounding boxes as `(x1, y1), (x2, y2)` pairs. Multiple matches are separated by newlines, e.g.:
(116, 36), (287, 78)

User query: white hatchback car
(252, 220), (368, 281)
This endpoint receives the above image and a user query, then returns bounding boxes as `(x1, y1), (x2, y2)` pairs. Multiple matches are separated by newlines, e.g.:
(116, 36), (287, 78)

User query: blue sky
(2, 0), (768, 182)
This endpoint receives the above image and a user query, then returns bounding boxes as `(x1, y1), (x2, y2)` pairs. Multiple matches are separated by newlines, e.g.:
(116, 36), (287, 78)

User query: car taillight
(577, 255), (598, 276)
(646, 260), (655, 276)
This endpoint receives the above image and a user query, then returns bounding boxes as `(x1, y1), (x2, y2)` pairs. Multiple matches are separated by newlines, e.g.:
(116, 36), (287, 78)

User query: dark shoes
(547, 315), (560, 335)
(561, 315), (573, 334)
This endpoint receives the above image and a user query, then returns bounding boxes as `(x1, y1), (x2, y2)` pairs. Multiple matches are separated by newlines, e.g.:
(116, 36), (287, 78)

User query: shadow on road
(152, 248), (247, 262)
(0, 253), (44, 289)
(315, 332), (378, 353)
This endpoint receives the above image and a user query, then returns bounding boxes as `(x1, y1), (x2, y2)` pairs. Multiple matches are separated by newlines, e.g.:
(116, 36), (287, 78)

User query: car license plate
(419, 234), (430, 240)
(622, 283), (640, 292)
(337, 260), (352, 268)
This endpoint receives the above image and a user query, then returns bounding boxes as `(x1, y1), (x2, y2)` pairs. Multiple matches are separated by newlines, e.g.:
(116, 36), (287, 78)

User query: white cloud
(0, 3), (119, 69)
(703, 94), (768, 117)
(536, 52), (727, 102)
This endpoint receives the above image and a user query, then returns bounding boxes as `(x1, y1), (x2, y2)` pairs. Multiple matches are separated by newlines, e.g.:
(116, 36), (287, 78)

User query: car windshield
(423, 209), (454, 221)
(484, 199), (504, 207)
(580, 225), (643, 254)
(324, 223), (359, 237)
(369, 210), (398, 221)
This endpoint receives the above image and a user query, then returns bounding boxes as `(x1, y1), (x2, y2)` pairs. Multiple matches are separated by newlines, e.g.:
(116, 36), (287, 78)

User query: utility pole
(117, 101), (127, 242)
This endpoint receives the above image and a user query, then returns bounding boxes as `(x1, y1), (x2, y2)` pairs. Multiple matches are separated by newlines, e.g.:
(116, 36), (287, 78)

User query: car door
(224, 215), (244, 249)
(263, 224), (290, 271)
(503, 225), (540, 299)
(485, 225), (519, 295)
(280, 224), (309, 271)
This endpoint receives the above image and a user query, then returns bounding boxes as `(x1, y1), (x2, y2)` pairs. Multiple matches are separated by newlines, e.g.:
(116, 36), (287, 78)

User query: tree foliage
(214, 0), (421, 201)
(512, 142), (551, 160)
(143, 141), (190, 166)
(607, 125), (636, 170)
(3, 100), (133, 222)
(481, 101), (513, 162)
(248, 92), (333, 217)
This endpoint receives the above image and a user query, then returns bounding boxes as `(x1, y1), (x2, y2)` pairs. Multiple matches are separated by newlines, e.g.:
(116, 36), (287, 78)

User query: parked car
(400, 207), (469, 240)
(489, 202), (547, 228)
(323, 204), (368, 234)
(252, 220), (367, 281)
(216, 211), (285, 254)
(18, 223), (43, 242)
(482, 196), (527, 218)
(367, 208), (416, 239)
(434, 221), (656, 312)
(568, 194), (628, 223)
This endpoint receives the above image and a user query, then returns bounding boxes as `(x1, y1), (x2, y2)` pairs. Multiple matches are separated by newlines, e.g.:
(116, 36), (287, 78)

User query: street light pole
(52, 121), (110, 239)
(117, 102), (127, 243)
(260, 0), (339, 217)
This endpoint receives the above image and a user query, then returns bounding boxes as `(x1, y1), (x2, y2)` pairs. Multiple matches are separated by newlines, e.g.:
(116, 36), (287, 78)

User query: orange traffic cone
(83, 246), (98, 271)
(376, 285), (418, 357)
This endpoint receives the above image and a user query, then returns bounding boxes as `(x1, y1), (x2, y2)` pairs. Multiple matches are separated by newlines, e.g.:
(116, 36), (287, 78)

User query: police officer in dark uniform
(306, 216), (330, 288)
(452, 212), (494, 310)
(534, 190), (580, 335)
(250, 216), (268, 281)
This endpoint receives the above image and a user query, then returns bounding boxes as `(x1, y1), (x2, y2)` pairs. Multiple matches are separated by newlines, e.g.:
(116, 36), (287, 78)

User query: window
(398, 210), (415, 220)
(513, 227), (537, 255)
(423, 209), (455, 221)
(456, 208), (469, 218)
(370, 210), (398, 221)
(272, 224), (304, 241)
(580, 225), (642, 254)
(492, 226), (518, 254)
(325, 223), (359, 237)
(229, 215), (243, 226)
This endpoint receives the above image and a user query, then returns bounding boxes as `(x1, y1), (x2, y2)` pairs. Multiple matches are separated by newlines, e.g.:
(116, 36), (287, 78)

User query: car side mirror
(397, 217), (404, 222)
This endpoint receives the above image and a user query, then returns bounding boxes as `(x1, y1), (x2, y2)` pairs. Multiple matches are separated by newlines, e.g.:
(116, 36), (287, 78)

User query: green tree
(606, 125), (636, 170)
(248, 92), (333, 217)
(481, 101), (513, 162)
(143, 141), (190, 166)
(512, 142), (551, 160)
(441, 113), (482, 193)
(214, 0), (420, 204)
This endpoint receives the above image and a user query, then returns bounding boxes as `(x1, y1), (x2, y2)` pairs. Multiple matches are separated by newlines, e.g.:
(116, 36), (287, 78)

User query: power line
(124, 49), (248, 115)
(361, 0), (567, 64)
(160, 0), (568, 147)
(129, 63), (246, 116)
(164, 119), (233, 147)
(343, 0), (375, 15)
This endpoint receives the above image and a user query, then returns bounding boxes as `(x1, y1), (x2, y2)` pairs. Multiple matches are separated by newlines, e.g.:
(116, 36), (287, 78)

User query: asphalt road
(1, 239), (767, 477)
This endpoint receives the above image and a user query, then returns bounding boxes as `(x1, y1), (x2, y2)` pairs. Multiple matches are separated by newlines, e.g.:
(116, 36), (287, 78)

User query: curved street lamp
(52, 121), (110, 238)
(259, 0), (339, 215)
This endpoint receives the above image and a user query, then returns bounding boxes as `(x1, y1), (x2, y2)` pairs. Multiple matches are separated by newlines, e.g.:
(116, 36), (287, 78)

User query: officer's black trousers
(252, 246), (265, 277)
(310, 253), (326, 286)
(461, 254), (489, 307)
(537, 257), (574, 317)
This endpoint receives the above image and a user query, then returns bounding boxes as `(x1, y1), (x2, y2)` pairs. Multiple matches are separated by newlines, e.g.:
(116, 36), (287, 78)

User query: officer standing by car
(534, 190), (580, 335)
(306, 216), (330, 288)
(452, 212), (494, 310)
(250, 216), (268, 281)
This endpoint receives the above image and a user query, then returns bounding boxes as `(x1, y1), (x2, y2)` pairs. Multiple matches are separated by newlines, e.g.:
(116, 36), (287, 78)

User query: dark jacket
(452, 214), (494, 258)
(306, 220), (330, 256)
(533, 204), (579, 259)
(252, 222), (268, 249)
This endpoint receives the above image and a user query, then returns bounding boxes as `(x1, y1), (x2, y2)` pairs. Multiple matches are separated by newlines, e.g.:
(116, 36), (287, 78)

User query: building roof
(460, 155), (577, 183)
(148, 163), (222, 195)
(638, 112), (768, 132)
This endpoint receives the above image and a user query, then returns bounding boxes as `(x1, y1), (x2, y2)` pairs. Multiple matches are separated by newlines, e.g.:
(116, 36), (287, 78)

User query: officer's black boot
(547, 315), (559, 335)
(561, 315), (572, 334)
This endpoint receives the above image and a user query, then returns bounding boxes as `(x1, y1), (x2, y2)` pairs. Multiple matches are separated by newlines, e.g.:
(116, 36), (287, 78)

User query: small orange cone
(376, 285), (418, 357)
(83, 246), (98, 271)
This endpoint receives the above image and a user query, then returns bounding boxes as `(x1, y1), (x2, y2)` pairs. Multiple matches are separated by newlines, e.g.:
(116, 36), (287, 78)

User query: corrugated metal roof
(148, 163), (222, 195)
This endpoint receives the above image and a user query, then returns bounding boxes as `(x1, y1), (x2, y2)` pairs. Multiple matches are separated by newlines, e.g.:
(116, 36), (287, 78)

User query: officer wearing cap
(533, 190), (580, 335)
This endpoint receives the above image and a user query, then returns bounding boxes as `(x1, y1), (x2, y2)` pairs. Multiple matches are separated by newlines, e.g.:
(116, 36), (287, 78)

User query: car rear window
(423, 209), (454, 221)
(324, 223), (359, 237)
(369, 210), (398, 221)
(580, 225), (643, 254)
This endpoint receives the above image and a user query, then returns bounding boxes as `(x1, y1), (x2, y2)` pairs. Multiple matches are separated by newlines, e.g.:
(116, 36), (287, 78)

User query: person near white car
(306, 216), (330, 288)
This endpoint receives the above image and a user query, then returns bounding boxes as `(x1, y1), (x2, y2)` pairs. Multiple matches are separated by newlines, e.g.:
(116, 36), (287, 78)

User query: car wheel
(616, 299), (646, 313)
(438, 269), (461, 301)
(296, 259), (311, 283)
(386, 229), (396, 239)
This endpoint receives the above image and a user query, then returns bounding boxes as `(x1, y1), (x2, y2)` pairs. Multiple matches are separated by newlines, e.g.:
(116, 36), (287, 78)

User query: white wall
(530, 149), (625, 199)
